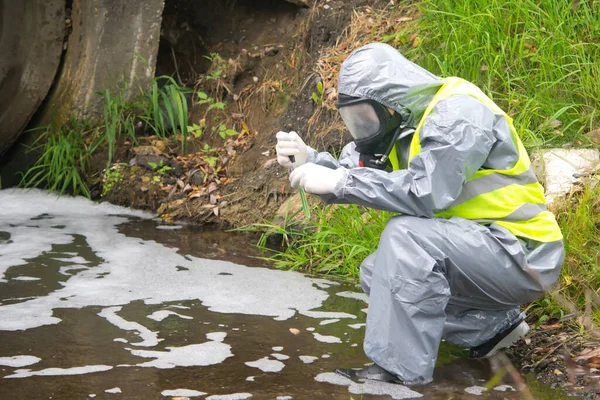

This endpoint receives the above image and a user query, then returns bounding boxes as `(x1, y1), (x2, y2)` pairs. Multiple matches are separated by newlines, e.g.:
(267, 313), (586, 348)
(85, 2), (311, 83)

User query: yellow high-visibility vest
(392, 77), (562, 243)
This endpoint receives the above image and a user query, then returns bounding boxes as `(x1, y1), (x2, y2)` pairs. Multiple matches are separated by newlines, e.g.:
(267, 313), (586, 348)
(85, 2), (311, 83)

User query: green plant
(101, 162), (127, 197)
(20, 120), (91, 197)
(204, 53), (226, 81)
(217, 124), (238, 140)
(97, 85), (137, 166)
(188, 120), (205, 138)
(147, 160), (172, 175)
(250, 204), (391, 277)
(311, 81), (325, 104)
(139, 75), (194, 153)
(395, 0), (600, 148)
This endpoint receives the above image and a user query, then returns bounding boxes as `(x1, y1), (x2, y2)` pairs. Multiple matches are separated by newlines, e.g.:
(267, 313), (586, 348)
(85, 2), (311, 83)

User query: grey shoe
(335, 363), (403, 384)
(470, 319), (530, 358)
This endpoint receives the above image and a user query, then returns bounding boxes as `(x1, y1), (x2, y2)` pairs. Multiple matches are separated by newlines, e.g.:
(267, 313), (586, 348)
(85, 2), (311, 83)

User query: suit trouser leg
(360, 215), (550, 384)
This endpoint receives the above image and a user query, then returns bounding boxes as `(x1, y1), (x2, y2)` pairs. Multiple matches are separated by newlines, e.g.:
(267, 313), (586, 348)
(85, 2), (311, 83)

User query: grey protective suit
(305, 43), (564, 384)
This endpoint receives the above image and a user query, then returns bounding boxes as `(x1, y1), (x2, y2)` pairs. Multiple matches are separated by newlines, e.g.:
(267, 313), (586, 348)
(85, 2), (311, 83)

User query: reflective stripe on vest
(400, 77), (562, 242)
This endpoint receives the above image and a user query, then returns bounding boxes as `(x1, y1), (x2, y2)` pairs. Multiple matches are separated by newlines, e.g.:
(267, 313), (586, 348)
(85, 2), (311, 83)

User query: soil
(84, 0), (600, 396)
(95, 0), (364, 228)
(506, 319), (600, 398)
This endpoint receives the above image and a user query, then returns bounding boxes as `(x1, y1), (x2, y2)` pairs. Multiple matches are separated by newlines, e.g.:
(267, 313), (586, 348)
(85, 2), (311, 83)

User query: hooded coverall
(305, 43), (565, 384)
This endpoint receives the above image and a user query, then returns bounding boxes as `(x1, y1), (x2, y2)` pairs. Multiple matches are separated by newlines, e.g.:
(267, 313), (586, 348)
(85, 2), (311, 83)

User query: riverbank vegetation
(256, 0), (600, 330)
(20, 76), (238, 198)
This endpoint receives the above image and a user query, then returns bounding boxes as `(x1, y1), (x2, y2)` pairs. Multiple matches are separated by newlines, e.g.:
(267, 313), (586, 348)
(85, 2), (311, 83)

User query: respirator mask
(336, 94), (411, 171)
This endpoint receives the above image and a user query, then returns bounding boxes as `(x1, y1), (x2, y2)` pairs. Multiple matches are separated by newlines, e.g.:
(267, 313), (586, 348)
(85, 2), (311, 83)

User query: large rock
(532, 148), (600, 205)
(44, 0), (165, 122)
(0, 0), (165, 188)
(0, 1), (65, 157)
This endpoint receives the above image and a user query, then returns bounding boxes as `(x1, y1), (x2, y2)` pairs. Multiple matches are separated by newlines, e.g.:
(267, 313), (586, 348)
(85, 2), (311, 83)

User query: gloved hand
(289, 163), (347, 195)
(275, 131), (308, 168)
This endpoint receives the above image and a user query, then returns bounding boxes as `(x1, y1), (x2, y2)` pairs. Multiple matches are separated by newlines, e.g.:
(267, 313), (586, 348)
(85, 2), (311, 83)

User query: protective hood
(337, 43), (444, 125)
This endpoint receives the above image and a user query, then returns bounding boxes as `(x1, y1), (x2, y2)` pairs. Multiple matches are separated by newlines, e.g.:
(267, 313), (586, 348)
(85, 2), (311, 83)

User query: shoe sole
(475, 320), (530, 358)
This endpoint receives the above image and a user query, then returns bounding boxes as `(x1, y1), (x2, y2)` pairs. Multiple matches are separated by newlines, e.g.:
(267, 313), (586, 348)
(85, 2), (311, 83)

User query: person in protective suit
(275, 42), (564, 385)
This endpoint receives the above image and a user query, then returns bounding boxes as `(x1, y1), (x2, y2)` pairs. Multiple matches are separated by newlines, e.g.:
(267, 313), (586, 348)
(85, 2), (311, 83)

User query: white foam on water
(113, 338), (128, 343)
(351, 343), (358, 347)
(336, 291), (369, 303)
(161, 389), (207, 397)
(315, 372), (422, 399)
(168, 305), (190, 309)
(105, 387), (122, 394)
(276, 397), (292, 400)
(312, 333), (342, 344)
(206, 394), (252, 400)
(244, 357), (285, 372)
(147, 310), (193, 322)
(321, 354), (330, 359)
(89, 394), (96, 398)
(270, 353), (289, 361)
(299, 356), (318, 364)
(272, 346), (283, 351)
(0, 189), (332, 332)
(130, 340), (232, 369)
(155, 225), (183, 230)
(464, 386), (487, 395)
(306, 327), (315, 332)
(0, 355), (41, 367)
(245, 376), (255, 382)
(348, 323), (366, 329)
(98, 307), (161, 347)
(4, 365), (113, 379)
(493, 385), (515, 392)
(206, 332), (227, 342)
(11, 276), (41, 281)
(319, 319), (339, 325)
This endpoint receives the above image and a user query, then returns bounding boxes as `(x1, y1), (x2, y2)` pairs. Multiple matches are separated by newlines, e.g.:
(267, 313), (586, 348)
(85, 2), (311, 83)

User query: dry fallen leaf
(553, 369), (563, 376)
(289, 328), (300, 335)
(575, 347), (600, 362)
(588, 356), (600, 368)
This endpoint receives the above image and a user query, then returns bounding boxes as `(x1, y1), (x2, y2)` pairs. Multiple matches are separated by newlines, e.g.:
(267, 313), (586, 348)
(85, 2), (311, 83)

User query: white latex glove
(275, 131), (308, 168)
(289, 163), (347, 195)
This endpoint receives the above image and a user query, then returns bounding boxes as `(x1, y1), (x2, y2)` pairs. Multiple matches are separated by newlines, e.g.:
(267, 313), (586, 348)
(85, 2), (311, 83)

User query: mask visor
(338, 103), (381, 141)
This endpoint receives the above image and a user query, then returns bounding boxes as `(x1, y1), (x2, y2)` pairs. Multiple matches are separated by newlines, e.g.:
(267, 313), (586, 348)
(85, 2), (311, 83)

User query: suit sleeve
(327, 96), (497, 216)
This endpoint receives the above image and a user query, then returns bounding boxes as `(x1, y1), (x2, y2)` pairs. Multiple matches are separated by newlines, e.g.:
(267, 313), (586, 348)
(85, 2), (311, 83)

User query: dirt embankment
(97, 0), (376, 228)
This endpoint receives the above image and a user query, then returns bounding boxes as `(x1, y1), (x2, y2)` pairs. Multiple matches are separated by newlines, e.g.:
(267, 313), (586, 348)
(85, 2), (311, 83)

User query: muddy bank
(93, 0), (379, 228)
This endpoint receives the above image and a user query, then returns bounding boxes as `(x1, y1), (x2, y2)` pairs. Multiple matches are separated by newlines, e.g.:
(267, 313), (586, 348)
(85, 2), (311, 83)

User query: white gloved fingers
(289, 164), (346, 195)
(275, 130), (309, 167)
(275, 142), (300, 154)
(289, 164), (307, 187)
(276, 130), (295, 141)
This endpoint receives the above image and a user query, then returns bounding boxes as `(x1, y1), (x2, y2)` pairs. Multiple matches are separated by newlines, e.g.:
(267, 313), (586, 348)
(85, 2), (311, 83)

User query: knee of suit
(379, 216), (422, 246)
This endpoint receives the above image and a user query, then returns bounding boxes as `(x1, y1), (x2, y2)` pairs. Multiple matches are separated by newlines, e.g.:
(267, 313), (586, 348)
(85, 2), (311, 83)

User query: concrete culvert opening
(156, 0), (306, 85)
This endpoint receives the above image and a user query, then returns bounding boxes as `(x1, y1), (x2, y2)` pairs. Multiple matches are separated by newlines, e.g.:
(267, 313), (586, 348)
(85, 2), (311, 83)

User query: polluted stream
(0, 189), (576, 399)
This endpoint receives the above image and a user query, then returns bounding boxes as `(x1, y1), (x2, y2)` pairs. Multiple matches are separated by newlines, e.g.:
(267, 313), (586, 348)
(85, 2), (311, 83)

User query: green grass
(139, 76), (194, 153)
(20, 120), (92, 197)
(528, 183), (600, 326)
(21, 76), (196, 196)
(391, 0), (600, 148)
(255, 204), (390, 278)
